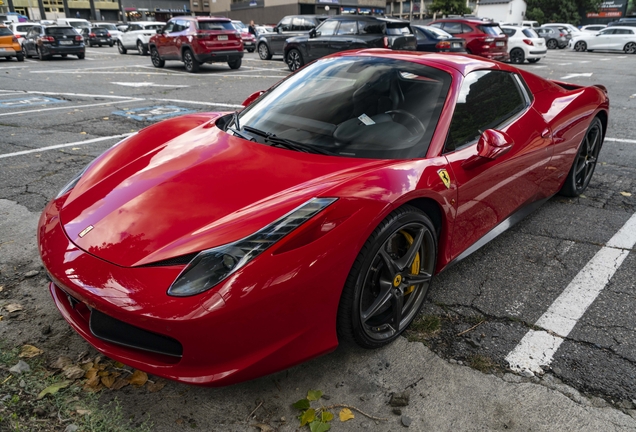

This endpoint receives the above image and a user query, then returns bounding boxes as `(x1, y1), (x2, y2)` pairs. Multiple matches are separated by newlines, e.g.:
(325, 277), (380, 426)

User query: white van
(56, 18), (91, 30)
(522, 20), (540, 28)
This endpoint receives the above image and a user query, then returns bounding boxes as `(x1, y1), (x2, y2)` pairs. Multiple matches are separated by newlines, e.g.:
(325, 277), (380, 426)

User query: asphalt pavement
(0, 47), (635, 431)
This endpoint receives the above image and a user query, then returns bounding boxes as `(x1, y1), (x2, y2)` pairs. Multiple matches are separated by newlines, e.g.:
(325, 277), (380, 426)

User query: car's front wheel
(117, 40), (127, 54)
(150, 47), (165, 68)
(510, 48), (525, 64)
(183, 49), (199, 73)
(574, 41), (587, 52)
(337, 206), (437, 349)
(286, 48), (303, 71)
(559, 117), (603, 197)
(624, 42), (636, 54)
(258, 43), (272, 60)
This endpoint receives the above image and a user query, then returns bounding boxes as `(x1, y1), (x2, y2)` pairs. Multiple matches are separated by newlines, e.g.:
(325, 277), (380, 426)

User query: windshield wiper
(225, 111), (254, 141)
(242, 125), (334, 155)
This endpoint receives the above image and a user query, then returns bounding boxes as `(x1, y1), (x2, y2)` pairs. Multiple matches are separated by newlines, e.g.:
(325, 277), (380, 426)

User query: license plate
(0, 48), (6, 52)
(100, 39), (106, 42)
(496, 41), (504, 46)
(218, 35), (228, 41)
(60, 40), (73, 45)
(452, 42), (460, 48)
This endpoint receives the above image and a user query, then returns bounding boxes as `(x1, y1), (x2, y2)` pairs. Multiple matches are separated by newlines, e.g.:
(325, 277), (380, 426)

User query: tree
(430, 0), (471, 16)
(525, 0), (603, 25)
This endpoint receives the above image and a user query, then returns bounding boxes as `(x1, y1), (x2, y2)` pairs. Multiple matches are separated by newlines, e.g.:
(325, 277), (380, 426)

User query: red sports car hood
(59, 118), (387, 267)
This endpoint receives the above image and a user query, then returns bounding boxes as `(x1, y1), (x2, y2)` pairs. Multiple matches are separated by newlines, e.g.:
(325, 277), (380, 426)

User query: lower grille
(89, 309), (183, 358)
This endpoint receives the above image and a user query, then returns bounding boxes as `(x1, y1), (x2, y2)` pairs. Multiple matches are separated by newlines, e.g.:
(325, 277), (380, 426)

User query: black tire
(117, 40), (127, 54)
(37, 46), (49, 60)
(247, 48), (254, 53)
(137, 40), (148, 56)
(16, 52), (24, 62)
(258, 42), (272, 60)
(183, 49), (199, 73)
(286, 48), (304, 71)
(574, 41), (587, 52)
(559, 117), (603, 197)
(109, 42), (113, 47)
(528, 58), (540, 63)
(465, 47), (472, 54)
(88, 41), (93, 47)
(98, 44), (103, 47)
(546, 39), (558, 49)
(337, 206), (437, 349)
(61, 54), (67, 58)
(228, 58), (241, 69)
(624, 42), (636, 54)
(77, 53), (85, 59)
(150, 47), (165, 68)
(510, 48), (525, 64)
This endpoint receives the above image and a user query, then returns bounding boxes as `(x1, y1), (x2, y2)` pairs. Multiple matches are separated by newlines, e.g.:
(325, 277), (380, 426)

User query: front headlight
(167, 197), (337, 297)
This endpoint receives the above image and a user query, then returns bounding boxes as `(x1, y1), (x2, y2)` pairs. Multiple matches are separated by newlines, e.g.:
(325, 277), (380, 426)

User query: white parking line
(0, 66), (28, 70)
(505, 212), (636, 375)
(32, 70), (172, 75)
(0, 134), (132, 160)
(0, 99), (143, 117)
(606, 137), (636, 144)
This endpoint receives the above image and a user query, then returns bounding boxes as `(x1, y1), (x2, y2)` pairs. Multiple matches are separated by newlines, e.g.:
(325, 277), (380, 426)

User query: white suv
(501, 26), (547, 64)
(117, 21), (165, 56)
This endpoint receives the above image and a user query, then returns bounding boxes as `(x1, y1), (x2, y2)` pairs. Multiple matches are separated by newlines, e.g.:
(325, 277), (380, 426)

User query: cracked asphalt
(0, 47), (635, 430)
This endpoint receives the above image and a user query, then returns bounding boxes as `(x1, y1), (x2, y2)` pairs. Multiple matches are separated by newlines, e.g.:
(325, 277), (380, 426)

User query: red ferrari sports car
(38, 50), (609, 386)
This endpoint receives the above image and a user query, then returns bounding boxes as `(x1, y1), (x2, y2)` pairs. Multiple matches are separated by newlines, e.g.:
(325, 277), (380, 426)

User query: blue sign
(0, 96), (64, 109)
(112, 105), (196, 121)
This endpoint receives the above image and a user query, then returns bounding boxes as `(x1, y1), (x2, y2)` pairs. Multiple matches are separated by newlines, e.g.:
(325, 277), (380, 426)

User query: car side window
(317, 20), (338, 36)
(430, 22), (442, 29)
(445, 70), (527, 153)
(336, 20), (357, 35)
(128, 24), (141, 32)
(461, 24), (473, 33)
(442, 22), (462, 34)
(414, 28), (426, 41)
(599, 29), (613, 35)
(279, 17), (292, 32)
(163, 22), (175, 33)
(502, 28), (515, 37)
(358, 21), (384, 34)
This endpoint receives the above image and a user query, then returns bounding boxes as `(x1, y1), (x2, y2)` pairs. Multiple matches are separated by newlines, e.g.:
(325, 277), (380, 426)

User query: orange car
(0, 25), (24, 62)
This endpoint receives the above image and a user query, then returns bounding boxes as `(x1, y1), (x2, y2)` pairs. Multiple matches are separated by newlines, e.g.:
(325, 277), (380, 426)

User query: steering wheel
(385, 110), (426, 136)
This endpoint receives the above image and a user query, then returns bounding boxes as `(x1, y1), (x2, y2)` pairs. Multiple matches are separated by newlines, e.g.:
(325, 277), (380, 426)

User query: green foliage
(310, 420), (331, 432)
(525, 0), (603, 25)
(307, 390), (323, 401)
(292, 390), (333, 431)
(301, 408), (316, 426)
(293, 399), (311, 410)
(430, 0), (471, 15)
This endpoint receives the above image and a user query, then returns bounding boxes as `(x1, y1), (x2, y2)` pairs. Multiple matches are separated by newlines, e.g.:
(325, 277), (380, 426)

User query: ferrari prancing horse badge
(437, 169), (451, 189)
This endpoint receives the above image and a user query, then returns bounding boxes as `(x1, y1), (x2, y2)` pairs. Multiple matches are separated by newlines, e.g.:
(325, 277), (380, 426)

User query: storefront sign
(587, 0), (627, 18)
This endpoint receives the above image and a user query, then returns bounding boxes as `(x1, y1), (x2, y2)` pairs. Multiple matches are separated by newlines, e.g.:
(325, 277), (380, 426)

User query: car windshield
(522, 28), (538, 38)
(47, 27), (77, 35)
(16, 25), (34, 32)
(99, 24), (117, 30)
(236, 56), (451, 159)
(0, 27), (12, 36)
(426, 27), (451, 38)
(93, 28), (109, 34)
(143, 24), (164, 30)
(478, 24), (504, 35)
(68, 22), (88, 28)
(199, 21), (235, 30)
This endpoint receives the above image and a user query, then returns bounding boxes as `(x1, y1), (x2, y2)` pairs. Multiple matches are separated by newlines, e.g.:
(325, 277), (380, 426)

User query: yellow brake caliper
(399, 230), (420, 296)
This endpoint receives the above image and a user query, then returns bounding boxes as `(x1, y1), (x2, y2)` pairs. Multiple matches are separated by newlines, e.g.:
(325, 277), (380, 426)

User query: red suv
(149, 16), (243, 73)
(428, 18), (508, 61)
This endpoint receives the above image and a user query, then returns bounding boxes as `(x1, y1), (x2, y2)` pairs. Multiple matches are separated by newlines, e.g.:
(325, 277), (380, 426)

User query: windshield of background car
(93, 28), (109, 35)
(47, 27), (77, 36)
(68, 22), (88, 28)
(99, 24), (117, 30)
(427, 27), (451, 38)
(522, 28), (539, 38)
(198, 21), (235, 30)
(16, 25), (34, 32)
(143, 24), (164, 31)
(0, 27), (12, 36)
(237, 56), (451, 159)
(386, 24), (412, 35)
(478, 24), (503, 35)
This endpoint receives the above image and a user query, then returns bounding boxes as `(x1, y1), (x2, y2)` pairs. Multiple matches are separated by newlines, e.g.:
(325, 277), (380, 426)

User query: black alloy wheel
(574, 41), (587, 52)
(150, 47), (164, 68)
(258, 43), (272, 60)
(560, 117), (603, 197)
(286, 48), (303, 71)
(510, 48), (525, 64)
(337, 206), (437, 349)
(183, 49), (199, 73)
(117, 40), (127, 54)
(546, 39), (558, 49)
(624, 42), (636, 54)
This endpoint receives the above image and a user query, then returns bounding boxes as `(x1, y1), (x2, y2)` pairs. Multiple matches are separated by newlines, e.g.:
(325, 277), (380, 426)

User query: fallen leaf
(113, 361), (125, 368)
(309, 420), (331, 432)
(293, 399), (310, 410)
(0, 286), (3, 292)
(339, 408), (354, 422)
(79, 132), (87, 135)
(251, 423), (274, 432)
(102, 117), (109, 120)
(37, 380), (73, 399)
(98, 370), (110, 377)
(63, 365), (85, 380)
(19, 345), (43, 358)
(76, 409), (91, 415)
(321, 411), (334, 422)
(110, 377), (129, 390)
(146, 380), (166, 393)
(4, 303), (23, 313)
(101, 375), (115, 389)
(300, 408), (316, 426)
(51, 356), (73, 370)
(620, 191), (632, 197)
(307, 390), (323, 401)
(84, 368), (98, 380)
(128, 370), (148, 387)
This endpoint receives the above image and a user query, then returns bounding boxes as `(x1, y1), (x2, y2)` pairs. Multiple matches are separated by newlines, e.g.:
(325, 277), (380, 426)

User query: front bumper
(38, 194), (363, 385)
(195, 50), (243, 64)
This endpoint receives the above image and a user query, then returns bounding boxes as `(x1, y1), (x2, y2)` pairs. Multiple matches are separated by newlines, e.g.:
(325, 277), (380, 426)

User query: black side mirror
(276, 27), (282, 33)
(309, 28), (316, 38)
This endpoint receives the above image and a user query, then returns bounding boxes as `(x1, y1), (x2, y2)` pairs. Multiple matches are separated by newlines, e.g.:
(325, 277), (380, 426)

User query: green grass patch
(468, 354), (497, 373)
(405, 315), (442, 343)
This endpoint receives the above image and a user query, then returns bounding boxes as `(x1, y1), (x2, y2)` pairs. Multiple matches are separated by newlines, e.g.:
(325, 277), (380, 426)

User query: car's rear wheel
(337, 206), (437, 349)
(16, 52), (24, 62)
(117, 40), (127, 54)
(137, 40), (148, 56)
(258, 43), (272, 60)
(510, 48), (525, 64)
(150, 47), (164, 68)
(574, 41), (587, 52)
(528, 58), (540, 63)
(183, 49), (199, 73)
(37, 46), (50, 60)
(547, 39), (558, 49)
(624, 42), (636, 54)
(109, 42), (114, 47)
(559, 117), (603, 197)
(286, 48), (303, 71)
(77, 53), (85, 59)
(228, 58), (241, 69)
(247, 48), (255, 53)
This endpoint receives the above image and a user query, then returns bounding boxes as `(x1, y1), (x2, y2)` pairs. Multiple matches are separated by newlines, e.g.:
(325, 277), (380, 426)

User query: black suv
(80, 27), (113, 47)
(256, 15), (326, 60)
(23, 25), (85, 60)
(283, 16), (416, 71)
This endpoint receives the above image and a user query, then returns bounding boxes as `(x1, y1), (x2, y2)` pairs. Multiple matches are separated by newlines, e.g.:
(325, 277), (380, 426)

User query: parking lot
(1, 47), (635, 430)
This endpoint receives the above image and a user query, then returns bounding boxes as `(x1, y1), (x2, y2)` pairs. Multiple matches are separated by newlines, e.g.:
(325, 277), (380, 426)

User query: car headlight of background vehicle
(167, 197), (337, 297)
